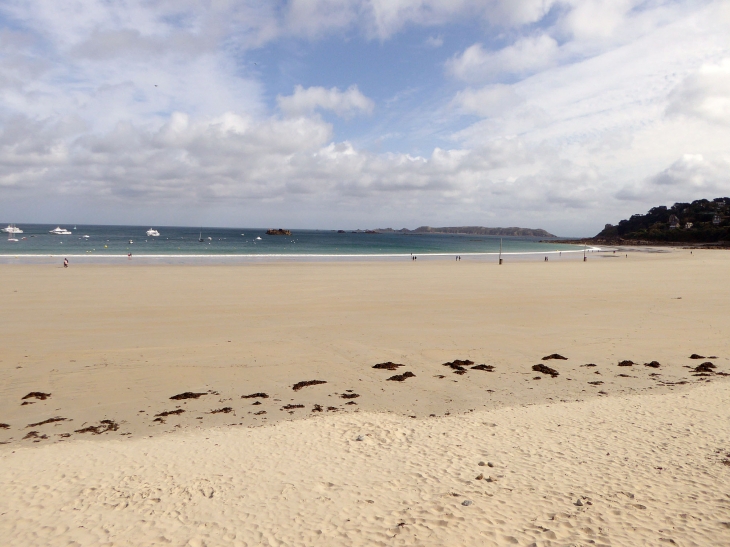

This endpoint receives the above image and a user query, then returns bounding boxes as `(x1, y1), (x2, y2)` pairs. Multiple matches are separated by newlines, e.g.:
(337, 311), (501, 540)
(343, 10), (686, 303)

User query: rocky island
(370, 226), (556, 237)
(266, 229), (292, 236)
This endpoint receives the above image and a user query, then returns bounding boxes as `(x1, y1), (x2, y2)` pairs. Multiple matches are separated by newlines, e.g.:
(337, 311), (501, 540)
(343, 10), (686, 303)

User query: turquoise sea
(0, 224), (595, 262)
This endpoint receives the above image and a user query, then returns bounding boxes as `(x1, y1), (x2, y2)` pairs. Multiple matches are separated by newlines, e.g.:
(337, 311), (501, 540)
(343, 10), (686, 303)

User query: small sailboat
(199, 229), (204, 242)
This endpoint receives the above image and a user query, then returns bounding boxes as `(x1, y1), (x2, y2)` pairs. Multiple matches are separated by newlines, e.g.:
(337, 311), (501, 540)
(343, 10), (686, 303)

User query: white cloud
(447, 35), (560, 83)
(650, 154), (730, 190)
(283, 0), (558, 40)
(425, 35), (443, 48)
(451, 84), (523, 117)
(277, 85), (375, 117)
(666, 59), (730, 126)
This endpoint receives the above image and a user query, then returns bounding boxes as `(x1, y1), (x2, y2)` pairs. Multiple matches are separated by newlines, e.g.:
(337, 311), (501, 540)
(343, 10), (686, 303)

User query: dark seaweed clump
(312, 404), (323, 412)
(210, 407), (233, 414)
(471, 364), (495, 372)
(532, 364), (559, 377)
(22, 392), (51, 400)
(693, 362), (716, 373)
(618, 360), (634, 367)
(643, 361), (661, 368)
(689, 354), (705, 359)
(542, 354), (568, 360)
(0, 423), (9, 429)
(27, 417), (66, 428)
(443, 360), (473, 375)
(155, 409), (185, 417)
(242, 392), (269, 399)
(388, 371), (416, 382)
(170, 392), (207, 400)
(75, 420), (119, 434)
(373, 362), (404, 370)
(23, 431), (48, 440)
(282, 404), (305, 410)
(292, 380), (327, 391)
(341, 393), (360, 399)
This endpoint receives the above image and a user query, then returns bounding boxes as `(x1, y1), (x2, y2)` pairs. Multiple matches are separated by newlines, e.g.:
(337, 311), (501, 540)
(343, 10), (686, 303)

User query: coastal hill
(570, 197), (730, 245)
(372, 226), (556, 237)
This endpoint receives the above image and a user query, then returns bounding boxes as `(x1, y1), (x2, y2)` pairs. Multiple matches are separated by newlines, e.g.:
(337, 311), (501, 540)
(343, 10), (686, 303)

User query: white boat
(49, 226), (72, 235)
(146, 228), (160, 237)
(7, 224), (19, 242)
(2, 224), (23, 234)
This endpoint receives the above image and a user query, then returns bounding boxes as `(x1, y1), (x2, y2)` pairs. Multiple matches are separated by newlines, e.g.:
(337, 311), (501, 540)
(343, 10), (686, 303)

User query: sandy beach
(1, 249), (729, 545)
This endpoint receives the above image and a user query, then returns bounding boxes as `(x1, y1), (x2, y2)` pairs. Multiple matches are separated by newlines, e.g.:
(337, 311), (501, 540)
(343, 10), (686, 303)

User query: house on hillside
(669, 214), (680, 229)
(713, 214), (722, 225)
(685, 222), (693, 229)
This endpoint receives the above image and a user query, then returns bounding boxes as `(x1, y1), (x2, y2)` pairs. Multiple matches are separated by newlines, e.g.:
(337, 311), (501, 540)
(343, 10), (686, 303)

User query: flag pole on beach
(499, 238), (503, 265)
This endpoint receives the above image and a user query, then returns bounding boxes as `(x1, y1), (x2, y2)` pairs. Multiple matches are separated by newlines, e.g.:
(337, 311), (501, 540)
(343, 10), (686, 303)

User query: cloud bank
(0, 0), (729, 234)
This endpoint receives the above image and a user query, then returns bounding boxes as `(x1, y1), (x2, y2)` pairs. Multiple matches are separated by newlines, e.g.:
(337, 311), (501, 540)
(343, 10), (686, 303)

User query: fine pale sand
(1, 249), (729, 545)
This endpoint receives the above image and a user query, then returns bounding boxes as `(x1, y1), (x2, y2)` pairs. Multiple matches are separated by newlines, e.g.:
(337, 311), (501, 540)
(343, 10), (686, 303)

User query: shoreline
(0, 245), (602, 259)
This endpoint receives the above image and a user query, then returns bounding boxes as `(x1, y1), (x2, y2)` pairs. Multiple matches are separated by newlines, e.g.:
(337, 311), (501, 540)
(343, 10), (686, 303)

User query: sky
(0, 0), (729, 236)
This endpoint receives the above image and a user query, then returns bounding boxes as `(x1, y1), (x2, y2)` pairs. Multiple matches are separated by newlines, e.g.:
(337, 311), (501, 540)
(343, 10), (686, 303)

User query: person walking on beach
(63, 258), (68, 268)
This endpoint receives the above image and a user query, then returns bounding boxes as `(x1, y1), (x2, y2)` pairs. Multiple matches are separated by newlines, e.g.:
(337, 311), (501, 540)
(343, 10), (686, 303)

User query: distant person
(63, 258), (68, 268)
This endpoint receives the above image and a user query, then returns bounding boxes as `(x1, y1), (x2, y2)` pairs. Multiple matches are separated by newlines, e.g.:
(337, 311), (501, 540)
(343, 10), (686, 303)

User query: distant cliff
(373, 226), (556, 237)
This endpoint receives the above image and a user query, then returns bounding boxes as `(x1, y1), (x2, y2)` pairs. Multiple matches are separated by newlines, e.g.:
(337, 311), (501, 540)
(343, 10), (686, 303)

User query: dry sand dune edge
(1, 381), (729, 547)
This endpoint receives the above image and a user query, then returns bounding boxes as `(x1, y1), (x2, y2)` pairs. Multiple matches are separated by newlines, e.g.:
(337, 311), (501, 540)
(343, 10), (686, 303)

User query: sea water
(0, 224), (592, 261)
